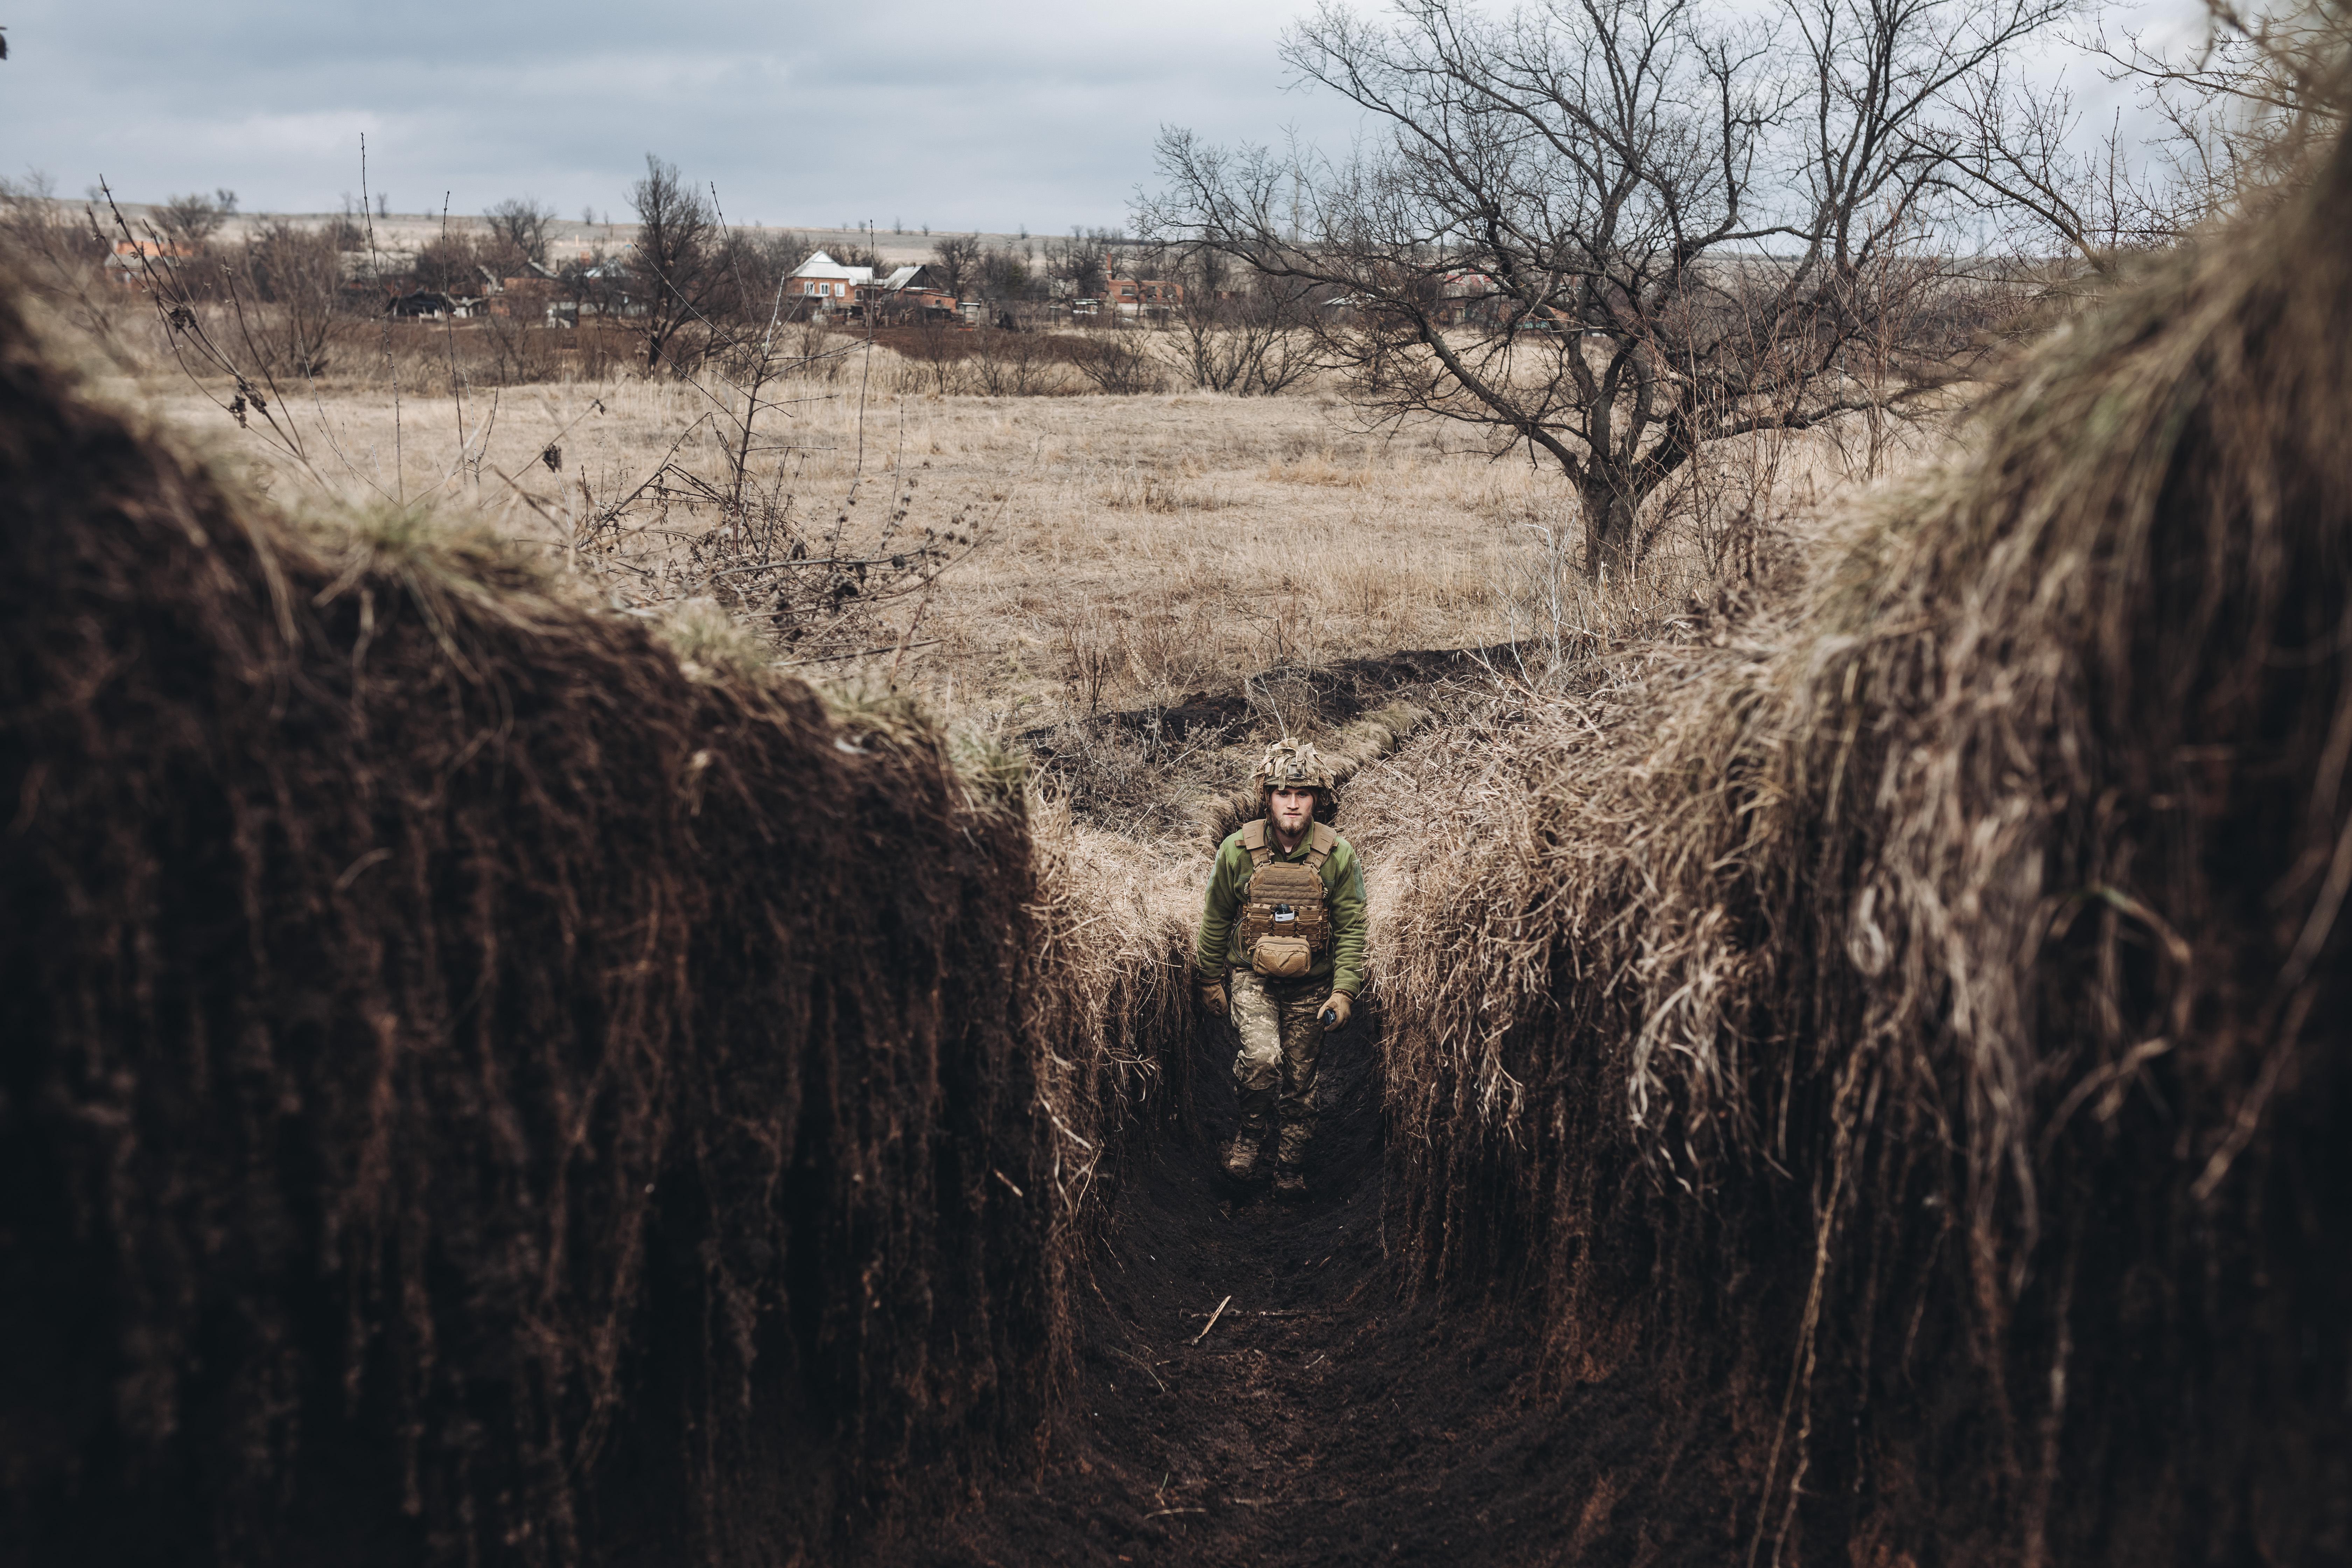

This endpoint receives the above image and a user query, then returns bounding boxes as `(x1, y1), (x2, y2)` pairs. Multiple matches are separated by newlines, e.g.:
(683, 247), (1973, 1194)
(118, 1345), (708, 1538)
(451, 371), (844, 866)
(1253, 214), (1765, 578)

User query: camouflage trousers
(1227, 968), (1330, 1173)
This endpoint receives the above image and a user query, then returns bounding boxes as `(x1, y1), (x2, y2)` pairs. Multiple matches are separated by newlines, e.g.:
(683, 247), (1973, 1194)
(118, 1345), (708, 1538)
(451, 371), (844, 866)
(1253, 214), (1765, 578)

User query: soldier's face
(1268, 785), (1317, 834)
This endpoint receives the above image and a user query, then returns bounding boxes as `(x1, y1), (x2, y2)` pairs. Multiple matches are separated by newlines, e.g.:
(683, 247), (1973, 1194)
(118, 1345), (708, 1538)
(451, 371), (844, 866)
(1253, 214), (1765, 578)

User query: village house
(786, 250), (873, 313)
(870, 263), (958, 323)
(1101, 276), (1184, 317)
(101, 237), (197, 287)
(490, 274), (558, 320)
(1435, 270), (1504, 327)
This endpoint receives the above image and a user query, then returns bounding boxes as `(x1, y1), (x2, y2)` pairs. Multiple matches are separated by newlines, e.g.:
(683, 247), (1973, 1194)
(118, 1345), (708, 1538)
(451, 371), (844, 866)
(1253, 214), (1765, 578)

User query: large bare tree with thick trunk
(1151, 0), (2069, 578)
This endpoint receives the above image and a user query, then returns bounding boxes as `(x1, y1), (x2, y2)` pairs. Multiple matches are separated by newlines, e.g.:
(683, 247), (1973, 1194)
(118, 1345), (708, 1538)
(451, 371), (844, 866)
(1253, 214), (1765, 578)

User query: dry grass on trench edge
(1348, 139), (2352, 1566)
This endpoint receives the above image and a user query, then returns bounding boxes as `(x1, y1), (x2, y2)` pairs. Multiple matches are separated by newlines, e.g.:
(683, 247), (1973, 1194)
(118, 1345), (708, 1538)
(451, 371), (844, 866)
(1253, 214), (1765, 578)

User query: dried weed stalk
(0, 281), (1153, 1566)
(1369, 121), (2352, 1565)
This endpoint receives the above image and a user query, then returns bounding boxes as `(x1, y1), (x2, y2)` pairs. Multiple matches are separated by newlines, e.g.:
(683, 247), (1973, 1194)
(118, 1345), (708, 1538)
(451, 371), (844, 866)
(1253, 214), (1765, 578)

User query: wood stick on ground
(1116, 1348), (1167, 1394)
(1191, 1295), (1233, 1345)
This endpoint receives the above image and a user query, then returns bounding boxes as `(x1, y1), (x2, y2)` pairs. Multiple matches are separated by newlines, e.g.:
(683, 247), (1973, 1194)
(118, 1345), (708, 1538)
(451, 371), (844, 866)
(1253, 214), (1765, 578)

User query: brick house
(1102, 276), (1185, 316)
(872, 264), (959, 323)
(786, 250), (874, 311)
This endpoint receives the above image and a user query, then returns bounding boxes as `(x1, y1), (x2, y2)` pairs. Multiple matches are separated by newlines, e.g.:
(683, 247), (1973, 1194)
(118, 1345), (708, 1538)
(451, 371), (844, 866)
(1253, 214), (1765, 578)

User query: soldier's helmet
(1254, 737), (1337, 800)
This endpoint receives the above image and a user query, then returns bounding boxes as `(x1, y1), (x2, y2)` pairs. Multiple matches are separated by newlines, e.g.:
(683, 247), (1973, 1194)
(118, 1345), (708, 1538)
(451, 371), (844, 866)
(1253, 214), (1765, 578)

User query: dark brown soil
(858, 1001), (1742, 1567)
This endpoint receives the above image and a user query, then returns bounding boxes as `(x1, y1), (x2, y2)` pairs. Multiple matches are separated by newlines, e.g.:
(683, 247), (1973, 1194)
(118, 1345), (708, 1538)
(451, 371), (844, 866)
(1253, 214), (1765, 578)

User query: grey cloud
(1, 0), (1359, 230)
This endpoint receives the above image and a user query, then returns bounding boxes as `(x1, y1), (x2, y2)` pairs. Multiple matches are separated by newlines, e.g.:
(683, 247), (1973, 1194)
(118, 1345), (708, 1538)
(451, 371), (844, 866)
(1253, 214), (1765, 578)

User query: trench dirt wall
(0, 283), (1181, 1566)
(1374, 122), (2352, 1565)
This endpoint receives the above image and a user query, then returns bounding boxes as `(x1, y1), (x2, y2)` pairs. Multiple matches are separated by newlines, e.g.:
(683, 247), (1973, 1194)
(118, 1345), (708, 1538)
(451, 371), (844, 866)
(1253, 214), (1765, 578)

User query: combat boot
(1222, 1131), (1268, 1184)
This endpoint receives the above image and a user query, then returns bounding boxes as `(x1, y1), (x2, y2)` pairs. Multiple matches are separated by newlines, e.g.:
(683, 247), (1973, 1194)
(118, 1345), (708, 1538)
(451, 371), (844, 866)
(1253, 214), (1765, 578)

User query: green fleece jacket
(1194, 824), (1367, 996)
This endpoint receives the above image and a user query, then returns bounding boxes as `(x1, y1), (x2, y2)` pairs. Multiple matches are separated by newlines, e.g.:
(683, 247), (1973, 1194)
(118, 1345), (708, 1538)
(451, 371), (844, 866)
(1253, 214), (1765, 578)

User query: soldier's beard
(1268, 794), (1315, 840)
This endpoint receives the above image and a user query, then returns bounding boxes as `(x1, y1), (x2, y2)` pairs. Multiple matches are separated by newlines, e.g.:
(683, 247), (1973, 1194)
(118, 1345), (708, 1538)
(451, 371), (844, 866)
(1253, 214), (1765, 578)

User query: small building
(1102, 277), (1184, 317)
(102, 238), (200, 288)
(870, 263), (958, 323)
(491, 275), (558, 318)
(878, 288), (959, 323)
(385, 289), (486, 320)
(786, 250), (874, 312)
(1436, 270), (1508, 327)
(876, 263), (945, 293)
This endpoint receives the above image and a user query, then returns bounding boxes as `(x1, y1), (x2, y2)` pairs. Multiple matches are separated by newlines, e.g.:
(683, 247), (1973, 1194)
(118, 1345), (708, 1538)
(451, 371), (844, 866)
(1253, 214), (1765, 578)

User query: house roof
(792, 250), (875, 284)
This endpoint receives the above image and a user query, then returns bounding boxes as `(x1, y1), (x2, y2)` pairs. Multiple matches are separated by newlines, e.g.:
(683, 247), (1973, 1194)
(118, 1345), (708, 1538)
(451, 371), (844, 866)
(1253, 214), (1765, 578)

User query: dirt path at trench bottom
(864, 994), (1740, 1568)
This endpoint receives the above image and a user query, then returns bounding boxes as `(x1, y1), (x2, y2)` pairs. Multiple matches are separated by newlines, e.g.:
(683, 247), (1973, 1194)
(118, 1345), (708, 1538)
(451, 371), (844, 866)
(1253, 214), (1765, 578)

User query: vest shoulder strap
(1241, 818), (1335, 870)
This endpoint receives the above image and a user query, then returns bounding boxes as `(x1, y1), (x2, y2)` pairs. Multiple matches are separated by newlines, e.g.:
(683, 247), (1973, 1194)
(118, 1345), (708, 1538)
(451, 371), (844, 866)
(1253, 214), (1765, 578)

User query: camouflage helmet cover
(1253, 736), (1337, 798)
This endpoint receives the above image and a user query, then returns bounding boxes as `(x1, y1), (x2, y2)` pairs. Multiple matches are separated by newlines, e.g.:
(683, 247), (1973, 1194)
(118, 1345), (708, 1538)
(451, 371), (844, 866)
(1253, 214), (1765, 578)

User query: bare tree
(1152, 0), (2070, 577)
(704, 228), (813, 360)
(1072, 330), (1164, 394)
(931, 232), (983, 298)
(235, 219), (348, 379)
(1956, 79), (2166, 277)
(1163, 256), (1322, 394)
(1955, 0), (2352, 276)
(156, 190), (234, 250)
(978, 241), (1038, 303)
(0, 174), (132, 360)
(327, 197), (367, 253)
(628, 154), (727, 373)
(1045, 228), (1118, 297)
(2092, 0), (2349, 218)
(822, 239), (889, 285)
(413, 229), (483, 295)
(968, 327), (1063, 394)
(484, 196), (556, 267)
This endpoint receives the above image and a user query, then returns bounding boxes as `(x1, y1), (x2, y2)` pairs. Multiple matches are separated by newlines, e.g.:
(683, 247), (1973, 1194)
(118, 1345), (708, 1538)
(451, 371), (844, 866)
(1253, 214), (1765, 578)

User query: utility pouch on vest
(1252, 934), (1314, 978)
(1234, 819), (1335, 978)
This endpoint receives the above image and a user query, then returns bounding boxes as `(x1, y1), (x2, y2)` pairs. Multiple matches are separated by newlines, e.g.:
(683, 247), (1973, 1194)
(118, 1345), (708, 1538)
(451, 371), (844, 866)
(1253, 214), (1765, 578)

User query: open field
(105, 309), (1916, 844)
(132, 331), (1875, 741)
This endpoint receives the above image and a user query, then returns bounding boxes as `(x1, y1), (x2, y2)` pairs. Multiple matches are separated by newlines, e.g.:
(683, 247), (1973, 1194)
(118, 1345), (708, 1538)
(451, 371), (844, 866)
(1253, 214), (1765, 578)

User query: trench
(865, 993), (1729, 1567)
(13, 199), (2352, 1563)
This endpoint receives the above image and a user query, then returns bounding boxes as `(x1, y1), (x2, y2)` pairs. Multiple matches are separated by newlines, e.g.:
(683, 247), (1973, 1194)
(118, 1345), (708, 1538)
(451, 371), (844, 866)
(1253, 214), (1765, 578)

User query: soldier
(1193, 738), (1368, 1199)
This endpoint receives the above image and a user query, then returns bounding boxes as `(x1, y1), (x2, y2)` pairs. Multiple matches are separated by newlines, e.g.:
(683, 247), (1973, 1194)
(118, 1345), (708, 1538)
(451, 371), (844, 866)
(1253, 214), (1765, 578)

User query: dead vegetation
(12, 71), (2352, 1568)
(0, 275), (1198, 1565)
(1362, 117), (2352, 1564)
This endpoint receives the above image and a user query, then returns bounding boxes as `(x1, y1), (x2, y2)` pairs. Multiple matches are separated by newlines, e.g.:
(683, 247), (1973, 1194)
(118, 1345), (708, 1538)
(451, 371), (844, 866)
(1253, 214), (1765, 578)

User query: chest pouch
(1238, 858), (1331, 979)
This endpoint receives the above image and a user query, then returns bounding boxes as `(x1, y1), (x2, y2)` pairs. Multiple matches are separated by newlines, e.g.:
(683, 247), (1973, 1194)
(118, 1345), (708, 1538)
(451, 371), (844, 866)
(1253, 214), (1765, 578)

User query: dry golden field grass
(127, 327), (1902, 750)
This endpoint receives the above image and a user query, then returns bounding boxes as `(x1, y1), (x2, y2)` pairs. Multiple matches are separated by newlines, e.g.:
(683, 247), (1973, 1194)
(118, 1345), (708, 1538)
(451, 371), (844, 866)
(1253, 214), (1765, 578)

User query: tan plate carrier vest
(1236, 819), (1337, 979)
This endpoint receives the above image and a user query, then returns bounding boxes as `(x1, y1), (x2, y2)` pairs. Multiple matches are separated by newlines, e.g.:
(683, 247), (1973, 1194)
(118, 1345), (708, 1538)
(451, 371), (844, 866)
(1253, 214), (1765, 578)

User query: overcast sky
(0, 0), (1370, 231)
(1, 0), (2199, 233)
